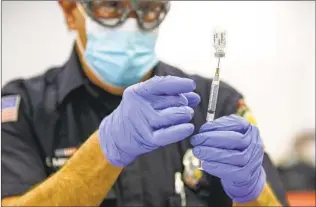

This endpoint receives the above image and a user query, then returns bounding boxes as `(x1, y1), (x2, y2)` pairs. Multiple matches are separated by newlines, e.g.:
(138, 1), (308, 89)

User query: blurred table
(287, 191), (315, 206)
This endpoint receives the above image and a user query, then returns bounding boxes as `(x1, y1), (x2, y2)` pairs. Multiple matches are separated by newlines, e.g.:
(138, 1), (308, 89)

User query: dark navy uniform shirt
(1, 48), (288, 206)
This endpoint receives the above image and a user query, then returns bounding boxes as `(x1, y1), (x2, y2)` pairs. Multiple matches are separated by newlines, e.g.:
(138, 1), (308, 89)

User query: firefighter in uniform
(1, 1), (289, 206)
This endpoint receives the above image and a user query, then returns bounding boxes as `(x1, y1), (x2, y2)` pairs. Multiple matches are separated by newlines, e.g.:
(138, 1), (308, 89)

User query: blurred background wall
(2, 1), (315, 166)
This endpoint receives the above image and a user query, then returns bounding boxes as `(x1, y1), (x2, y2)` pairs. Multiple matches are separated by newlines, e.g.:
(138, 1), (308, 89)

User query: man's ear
(58, 0), (78, 30)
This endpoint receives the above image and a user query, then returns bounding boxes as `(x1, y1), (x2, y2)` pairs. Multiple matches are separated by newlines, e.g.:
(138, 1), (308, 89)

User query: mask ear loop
(74, 1), (97, 81)
(76, 2), (88, 18)
(75, 2), (87, 55)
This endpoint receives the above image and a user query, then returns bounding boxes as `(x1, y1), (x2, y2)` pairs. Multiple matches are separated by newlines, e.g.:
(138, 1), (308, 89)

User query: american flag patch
(1, 95), (21, 123)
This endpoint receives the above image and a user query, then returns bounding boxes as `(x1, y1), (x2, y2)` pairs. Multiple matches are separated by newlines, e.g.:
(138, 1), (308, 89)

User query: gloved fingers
(201, 145), (264, 183)
(152, 106), (194, 129)
(220, 166), (266, 203)
(151, 94), (188, 110)
(152, 123), (194, 146)
(231, 145), (264, 182)
(202, 161), (238, 180)
(182, 92), (201, 108)
(243, 143), (264, 172)
(202, 161), (251, 182)
(190, 131), (250, 150)
(200, 115), (250, 134)
(135, 76), (196, 96)
(192, 146), (251, 167)
(249, 126), (263, 145)
(151, 92), (200, 110)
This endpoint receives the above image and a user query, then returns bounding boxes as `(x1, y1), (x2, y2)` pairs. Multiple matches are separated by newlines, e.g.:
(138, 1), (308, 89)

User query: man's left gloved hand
(190, 115), (266, 203)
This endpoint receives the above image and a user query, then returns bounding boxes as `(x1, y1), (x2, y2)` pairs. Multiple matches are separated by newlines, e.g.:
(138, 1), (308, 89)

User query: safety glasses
(80, 0), (170, 31)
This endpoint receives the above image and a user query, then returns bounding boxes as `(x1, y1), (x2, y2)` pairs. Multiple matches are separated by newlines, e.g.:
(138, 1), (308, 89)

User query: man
(1, 1), (288, 206)
(278, 131), (315, 191)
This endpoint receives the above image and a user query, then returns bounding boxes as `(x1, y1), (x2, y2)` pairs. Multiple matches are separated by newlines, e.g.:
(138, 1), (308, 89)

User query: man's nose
(122, 0), (137, 18)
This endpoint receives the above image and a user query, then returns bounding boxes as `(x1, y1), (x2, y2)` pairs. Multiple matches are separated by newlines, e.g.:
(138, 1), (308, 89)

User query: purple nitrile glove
(99, 75), (201, 167)
(190, 115), (266, 203)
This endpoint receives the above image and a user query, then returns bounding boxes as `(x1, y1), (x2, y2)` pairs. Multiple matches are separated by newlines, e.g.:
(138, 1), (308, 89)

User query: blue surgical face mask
(84, 17), (159, 88)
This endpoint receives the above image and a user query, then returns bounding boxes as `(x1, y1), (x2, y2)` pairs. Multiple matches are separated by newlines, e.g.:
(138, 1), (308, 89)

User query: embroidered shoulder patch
(236, 99), (257, 125)
(1, 95), (21, 123)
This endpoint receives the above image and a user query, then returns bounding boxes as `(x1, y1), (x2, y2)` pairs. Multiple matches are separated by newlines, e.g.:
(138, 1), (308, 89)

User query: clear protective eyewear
(80, 0), (170, 31)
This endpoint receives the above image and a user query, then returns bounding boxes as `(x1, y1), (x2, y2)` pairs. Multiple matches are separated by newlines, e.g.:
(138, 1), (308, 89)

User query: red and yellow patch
(236, 99), (257, 125)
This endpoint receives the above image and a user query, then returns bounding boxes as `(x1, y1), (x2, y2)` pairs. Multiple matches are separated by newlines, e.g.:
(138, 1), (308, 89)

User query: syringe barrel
(206, 80), (220, 121)
(199, 74), (221, 169)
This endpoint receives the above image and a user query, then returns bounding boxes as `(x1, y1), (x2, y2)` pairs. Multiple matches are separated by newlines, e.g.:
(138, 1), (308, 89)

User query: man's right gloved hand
(98, 76), (201, 167)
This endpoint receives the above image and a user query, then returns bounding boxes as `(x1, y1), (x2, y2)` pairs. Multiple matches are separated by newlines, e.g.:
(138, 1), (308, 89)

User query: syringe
(198, 27), (226, 169)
